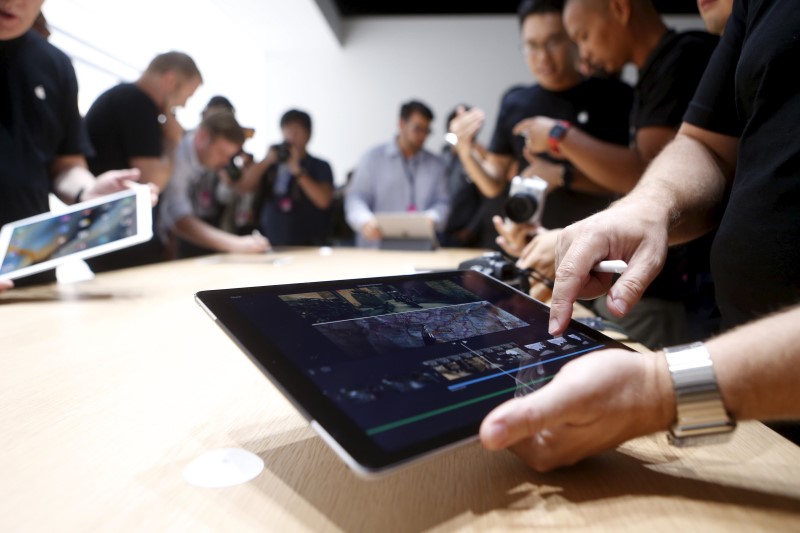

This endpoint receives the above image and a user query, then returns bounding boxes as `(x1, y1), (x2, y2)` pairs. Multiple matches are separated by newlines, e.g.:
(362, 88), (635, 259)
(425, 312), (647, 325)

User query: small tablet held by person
(0, 186), (152, 281)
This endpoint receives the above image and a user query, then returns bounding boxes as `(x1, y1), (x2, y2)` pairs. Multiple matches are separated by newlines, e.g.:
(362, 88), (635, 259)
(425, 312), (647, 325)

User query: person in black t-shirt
(478, 0), (800, 472)
(0, 0), (154, 291)
(449, 0), (632, 302)
(234, 109), (335, 246)
(85, 51), (202, 271)
(511, 0), (719, 348)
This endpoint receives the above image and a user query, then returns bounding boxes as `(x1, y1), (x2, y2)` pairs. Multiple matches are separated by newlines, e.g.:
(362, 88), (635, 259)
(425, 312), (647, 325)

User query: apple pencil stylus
(592, 260), (628, 274)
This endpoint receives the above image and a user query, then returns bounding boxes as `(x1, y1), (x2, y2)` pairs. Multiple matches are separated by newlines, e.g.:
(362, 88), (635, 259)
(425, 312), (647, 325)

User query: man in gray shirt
(158, 111), (269, 256)
(345, 100), (449, 248)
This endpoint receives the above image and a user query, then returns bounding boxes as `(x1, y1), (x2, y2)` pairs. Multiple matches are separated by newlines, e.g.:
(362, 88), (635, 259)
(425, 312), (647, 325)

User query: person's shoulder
(358, 141), (392, 164)
(420, 148), (445, 167)
(581, 76), (633, 94)
(22, 31), (74, 76)
(669, 29), (720, 56)
(501, 84), (536, 103)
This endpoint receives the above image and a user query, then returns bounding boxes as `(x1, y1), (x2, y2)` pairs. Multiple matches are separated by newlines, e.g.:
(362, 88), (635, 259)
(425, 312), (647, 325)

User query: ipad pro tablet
(375, 212), (438, 250)
(0, 186), (152, 281)
(195, 270), (633, 478)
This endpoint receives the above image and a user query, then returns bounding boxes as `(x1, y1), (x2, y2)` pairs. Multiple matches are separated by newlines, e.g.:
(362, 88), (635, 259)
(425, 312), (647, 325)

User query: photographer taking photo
(235, 109), (334, 246)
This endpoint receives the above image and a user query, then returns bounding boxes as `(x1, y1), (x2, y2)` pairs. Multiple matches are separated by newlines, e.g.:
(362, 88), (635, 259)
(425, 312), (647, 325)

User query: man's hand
(492, 215), (536, 257)
(513, 116), (558, 155)
(516, 228), (560, 303)
(520, 150), (566, 192)
(0, 279), (13, 293)
(450, 107), (485, 157)
(83, 168), (159, 207)
(361, 218), (383, 241)
(226, 233), (271, 254)
(549, 201), (670, 335)
(480, 349), (674, 472)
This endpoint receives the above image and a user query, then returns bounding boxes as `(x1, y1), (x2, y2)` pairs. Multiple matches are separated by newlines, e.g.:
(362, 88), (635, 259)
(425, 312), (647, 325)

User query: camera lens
(504, 193), (539, 223)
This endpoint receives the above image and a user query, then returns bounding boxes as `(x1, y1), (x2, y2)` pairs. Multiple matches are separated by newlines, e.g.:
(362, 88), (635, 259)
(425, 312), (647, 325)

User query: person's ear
(196, 127), (210, 148)
(609, 0), (631, 26)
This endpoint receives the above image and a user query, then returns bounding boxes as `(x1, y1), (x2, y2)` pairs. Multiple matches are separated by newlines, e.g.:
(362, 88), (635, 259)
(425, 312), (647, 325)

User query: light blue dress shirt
(345, 138), (450, 247)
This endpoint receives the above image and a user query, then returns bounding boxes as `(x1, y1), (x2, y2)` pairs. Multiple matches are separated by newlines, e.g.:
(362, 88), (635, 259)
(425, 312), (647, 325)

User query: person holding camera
(449, 0), (632, 230)
(234, 109), (334, 246)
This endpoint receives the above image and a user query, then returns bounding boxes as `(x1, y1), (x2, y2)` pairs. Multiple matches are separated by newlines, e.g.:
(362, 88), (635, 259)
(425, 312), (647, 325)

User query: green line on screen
(366, 375), (554, 436)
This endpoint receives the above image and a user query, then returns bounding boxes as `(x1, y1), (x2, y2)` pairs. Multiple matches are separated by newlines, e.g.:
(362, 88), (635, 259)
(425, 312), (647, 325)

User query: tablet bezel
(195, 270), (634, 478)
(0, 186), (152, 281)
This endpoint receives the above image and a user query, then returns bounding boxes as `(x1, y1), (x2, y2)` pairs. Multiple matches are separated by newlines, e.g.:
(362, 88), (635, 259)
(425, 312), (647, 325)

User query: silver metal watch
(663, 342), (736, 447)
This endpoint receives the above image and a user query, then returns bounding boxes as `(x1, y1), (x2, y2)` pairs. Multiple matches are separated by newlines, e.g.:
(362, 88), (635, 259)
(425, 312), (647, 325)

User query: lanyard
(401, 157), (417, 211)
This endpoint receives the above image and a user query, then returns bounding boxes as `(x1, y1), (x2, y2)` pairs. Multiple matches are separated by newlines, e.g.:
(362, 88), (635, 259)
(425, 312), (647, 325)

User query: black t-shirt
(256, 154), (335, 246)
(84, 83), (165, 271)
(633, 30), (719, 131)
(684, 0), (800, 330)
(634, 29), (719, 301)
(440, 146), (504, 249)
(85, 83), (162, 174)
(489, 77), (633, 228)
(0, 31), (92, 228)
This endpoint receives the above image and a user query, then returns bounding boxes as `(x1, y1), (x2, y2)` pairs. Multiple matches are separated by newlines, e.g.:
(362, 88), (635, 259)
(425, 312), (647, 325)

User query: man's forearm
(296, 174), (333, 210)
(625, 133), (730, 245)
(456, 147), (507, 198)
(706, 304), (800, 422)
(559, 130), (645, 194)
(173, 216), (236, 252)
(51, 156), (96, 204)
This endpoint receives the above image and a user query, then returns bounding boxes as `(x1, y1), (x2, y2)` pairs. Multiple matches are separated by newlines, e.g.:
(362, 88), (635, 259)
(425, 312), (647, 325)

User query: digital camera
(274, 142), (291, 163)
(504, 175), (547, 225)
(458, 252), (531, 294)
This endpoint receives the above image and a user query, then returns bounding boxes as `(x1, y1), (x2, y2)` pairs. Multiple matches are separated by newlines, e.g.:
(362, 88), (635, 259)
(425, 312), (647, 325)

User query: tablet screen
(0, 188), (149, 280)
(196, 270), (632, 474)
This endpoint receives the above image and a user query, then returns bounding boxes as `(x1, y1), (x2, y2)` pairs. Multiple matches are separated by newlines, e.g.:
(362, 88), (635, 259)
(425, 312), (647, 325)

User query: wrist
(548, 120), (571, 155)
(651, 351), (678, 432)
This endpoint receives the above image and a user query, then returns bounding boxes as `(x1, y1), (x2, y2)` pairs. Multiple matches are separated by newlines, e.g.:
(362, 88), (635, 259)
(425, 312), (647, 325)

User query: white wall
(41, 2), (704, 186)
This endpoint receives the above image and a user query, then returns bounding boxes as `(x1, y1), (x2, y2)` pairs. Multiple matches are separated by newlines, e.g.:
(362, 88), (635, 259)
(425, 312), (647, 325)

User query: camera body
(504, 175), (547, 225)
(458, 252), (531, 294)
(275, 142), (291, 163)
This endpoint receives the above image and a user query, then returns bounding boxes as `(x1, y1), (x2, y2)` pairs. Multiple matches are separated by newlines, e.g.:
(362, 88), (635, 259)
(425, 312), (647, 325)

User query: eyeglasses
(521, 33), (569, 56)
(409, 124), (432, 135)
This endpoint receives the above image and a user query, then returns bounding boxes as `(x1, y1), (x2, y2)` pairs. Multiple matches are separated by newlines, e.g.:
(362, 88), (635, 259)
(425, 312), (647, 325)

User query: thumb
(480, 385), (565, 450)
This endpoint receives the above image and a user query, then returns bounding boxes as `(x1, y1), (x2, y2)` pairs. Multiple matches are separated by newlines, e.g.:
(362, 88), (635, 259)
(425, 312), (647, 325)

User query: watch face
(549, 123), (569, 141)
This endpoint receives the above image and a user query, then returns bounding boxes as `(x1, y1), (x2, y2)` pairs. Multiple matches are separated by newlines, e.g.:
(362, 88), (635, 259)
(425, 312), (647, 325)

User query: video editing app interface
(0, 195), (138, 275)
(235, 274), (610, 452)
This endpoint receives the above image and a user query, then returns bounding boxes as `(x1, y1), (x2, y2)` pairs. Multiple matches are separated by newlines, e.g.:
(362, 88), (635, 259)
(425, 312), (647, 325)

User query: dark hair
(201, 110), (245, 145)
(280, 109), (312, 133)
(517, 0), (565, 26)
(204, 95), (235, 114)
(145, 51), (202, 82)
(400, 100), (434, 121)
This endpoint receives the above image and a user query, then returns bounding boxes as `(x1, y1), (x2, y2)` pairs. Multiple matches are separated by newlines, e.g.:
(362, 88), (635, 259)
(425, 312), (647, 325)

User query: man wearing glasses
(345, 100), (449, 248)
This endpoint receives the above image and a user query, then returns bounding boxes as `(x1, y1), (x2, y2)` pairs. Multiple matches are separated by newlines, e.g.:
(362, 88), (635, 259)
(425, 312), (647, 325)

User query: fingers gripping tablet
(195, 270), (633, 477)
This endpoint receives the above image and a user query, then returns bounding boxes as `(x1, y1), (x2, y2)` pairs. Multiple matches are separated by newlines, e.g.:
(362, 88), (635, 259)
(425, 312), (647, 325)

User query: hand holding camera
(504, 175), (548, 226)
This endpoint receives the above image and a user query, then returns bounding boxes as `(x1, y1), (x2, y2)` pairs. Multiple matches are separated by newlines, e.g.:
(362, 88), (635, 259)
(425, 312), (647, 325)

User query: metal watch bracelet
(663, 342), (736, 447)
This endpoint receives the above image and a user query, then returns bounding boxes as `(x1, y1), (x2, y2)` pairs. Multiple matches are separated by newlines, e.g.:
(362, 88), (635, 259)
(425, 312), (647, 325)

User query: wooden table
(1, 247), (799, 532)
